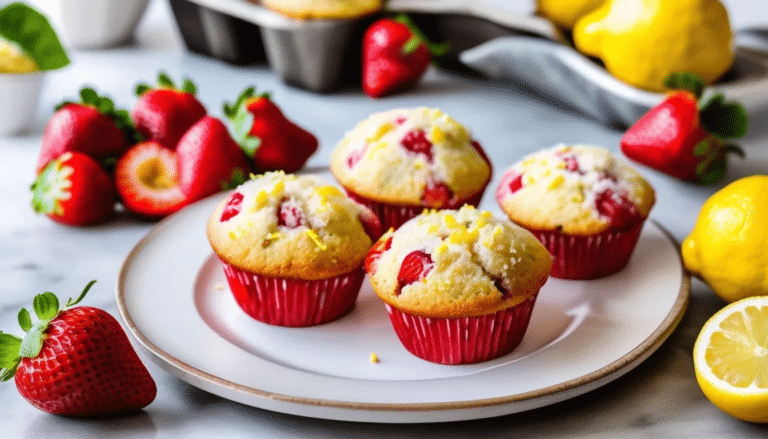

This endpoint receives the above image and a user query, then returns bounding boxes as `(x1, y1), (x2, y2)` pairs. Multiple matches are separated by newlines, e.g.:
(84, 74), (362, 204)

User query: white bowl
(42, 0), (150, 49)
(0, 72), (45, 136)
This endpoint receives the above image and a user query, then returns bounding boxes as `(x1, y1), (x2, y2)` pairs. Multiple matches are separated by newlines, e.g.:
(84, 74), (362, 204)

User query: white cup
(0, 71), (45, 136)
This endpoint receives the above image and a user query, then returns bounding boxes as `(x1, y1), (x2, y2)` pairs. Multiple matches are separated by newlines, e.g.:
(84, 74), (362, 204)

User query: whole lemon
(573, 0), (734, 92)
(682, 176), (768, 303)
(536, 0), (605, 30)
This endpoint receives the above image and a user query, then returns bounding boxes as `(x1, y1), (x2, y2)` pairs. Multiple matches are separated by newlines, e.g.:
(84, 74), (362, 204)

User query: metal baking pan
(168, 0), (560, 92)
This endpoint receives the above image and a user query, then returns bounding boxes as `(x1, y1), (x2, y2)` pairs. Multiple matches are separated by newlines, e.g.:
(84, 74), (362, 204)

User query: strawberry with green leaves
(620, 73), (748, 184)
(31, 151), (116, 226)
(132, 72), (207, 149)
(362, 14), (448, 98)
(0, 281), (156, 416)
(37, 88), (139, 173)
(224, 87), (318, 173)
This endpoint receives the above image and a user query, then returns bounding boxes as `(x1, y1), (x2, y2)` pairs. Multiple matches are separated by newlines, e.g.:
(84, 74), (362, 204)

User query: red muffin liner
(344, 188), (486, 231)
(530, 221), (645, 280)
(221, 261), (365, 327)
(384, 295), (538, 365)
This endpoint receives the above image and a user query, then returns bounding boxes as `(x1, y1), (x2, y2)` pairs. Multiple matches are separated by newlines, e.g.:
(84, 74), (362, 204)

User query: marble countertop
(2, 0), (768, 437)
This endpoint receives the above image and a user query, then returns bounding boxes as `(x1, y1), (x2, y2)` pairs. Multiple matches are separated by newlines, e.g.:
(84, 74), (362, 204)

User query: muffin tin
(170, 0), (768, 126)
(169, 0), (560, 92)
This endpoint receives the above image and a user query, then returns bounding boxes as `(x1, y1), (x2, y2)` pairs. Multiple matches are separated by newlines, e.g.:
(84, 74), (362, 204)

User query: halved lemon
(693, 296), (768, 423)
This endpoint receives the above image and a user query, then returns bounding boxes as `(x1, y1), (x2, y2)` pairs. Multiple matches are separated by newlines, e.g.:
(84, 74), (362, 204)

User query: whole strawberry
(176, 116), (251, 203)
(37, 88), (139, 173)
(223, 87), (318, 173)
(132, 72), (207, 149)
(362, 14), (448, 98)
(620, 73), (747, 184)
(0, 281), (156, 416)
(31, 151), (116, 226)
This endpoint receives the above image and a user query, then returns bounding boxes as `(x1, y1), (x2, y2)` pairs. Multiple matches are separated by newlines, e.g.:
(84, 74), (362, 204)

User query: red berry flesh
(277, 198), (307, 228)
(220, 192), (244, 222)
(422, 180), (453, 208)
(594, 189), (641, 230)
(397, 250), (434, 292)
(365, 236), (393, 275)
(401, 129), (433, 161)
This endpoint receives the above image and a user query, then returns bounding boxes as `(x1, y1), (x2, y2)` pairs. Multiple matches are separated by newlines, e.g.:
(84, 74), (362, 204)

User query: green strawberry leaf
(699, 94), (749, 140)
(80, 87), (98, 105)
(17, 309), (31, 332)
(32, 292), (59, 320)
(0, 332), (22, 368)
(157, 71), (175, 88)
(220, 168), (247, 191)
(394, 14), (449, 58)
(223, 87), (257, 120)
(30, 156), (69, 216)
(182, 78), (197, 95)
(66, 280), (96, 307)
(18, 326), (45, 359)
(231, 102), (261, 157)
(664, 73), (705, 99)
(0, 363), (18, 382)
(697, 157), (727, 185)
(0, 3), (69, 71)
(135, 83), (152, 97)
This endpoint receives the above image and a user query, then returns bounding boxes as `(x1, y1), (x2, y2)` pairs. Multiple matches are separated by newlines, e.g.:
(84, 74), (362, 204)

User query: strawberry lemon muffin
(260, 0), (382, 19)
(207, 171), (380, 326)
(496, 144), (655, 279)
(331, 107), (492, 230)
(364, 205), (552, 364)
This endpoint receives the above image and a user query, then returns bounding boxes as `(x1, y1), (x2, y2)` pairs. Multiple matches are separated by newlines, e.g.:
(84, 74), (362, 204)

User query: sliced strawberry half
(397, 250), (434, 293)
(115, 141), (188, 219)
(31, 152), (116, 226)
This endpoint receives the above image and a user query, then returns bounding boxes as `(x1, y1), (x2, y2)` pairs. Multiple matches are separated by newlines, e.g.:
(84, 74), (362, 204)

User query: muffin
(495, 144), (655, 279)
(260, 0), (382, 19)
(207, 171), (380, 327)
(331, 107), (492, 231)
(364, 205), (552, 364)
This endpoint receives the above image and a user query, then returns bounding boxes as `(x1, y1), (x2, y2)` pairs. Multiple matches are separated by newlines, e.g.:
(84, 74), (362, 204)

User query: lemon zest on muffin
(448, 228), (478, 245)
(252, 190), (270, 211)
(367, 123), (394, 143)
(266, 231), (282, 241)
(443, 214), (458, 229)
(429, 126), (446, 145)
(435, 242), (449, 255)
(304, 229), (328, 250)
(548, 174), (565, 190)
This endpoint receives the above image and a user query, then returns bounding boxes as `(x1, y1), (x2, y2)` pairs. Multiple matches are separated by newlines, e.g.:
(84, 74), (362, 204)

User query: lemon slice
(693, 296), (768, 423)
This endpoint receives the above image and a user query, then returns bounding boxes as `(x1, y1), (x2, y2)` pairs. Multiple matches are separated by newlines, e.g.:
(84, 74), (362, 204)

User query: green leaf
(96, 96), (114, 114)
(699, 94), (749, 140)
(221, 168), (247, 190)
(231, 103), (261, 157)
(182, 78), (197, 95)
(0, 364), (18, 382)
(66, 280), (96, 307)
(135, 83), (151, 97)
(18, 327), (45, 359)
(663, 72), (705, 98)
(394, 14), (449, 58)
(223, 87), (256, 120)
(0, 3), (69, 70)
(18, 308), (31, 332)
(80, 87), (98, 105)
(157, 72), (175, 88)
(697, 157), (727, 185)
(32, 292), (59, 320)
(693, 140), (711, 157)
(0, 332), (22, 368)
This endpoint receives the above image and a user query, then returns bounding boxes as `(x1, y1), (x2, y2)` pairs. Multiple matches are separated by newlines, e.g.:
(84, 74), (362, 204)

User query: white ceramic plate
(116, 191), (689, 424)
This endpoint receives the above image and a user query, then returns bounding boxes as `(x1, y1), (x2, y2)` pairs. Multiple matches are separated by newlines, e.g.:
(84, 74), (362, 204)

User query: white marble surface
(2, 0), (768, 437)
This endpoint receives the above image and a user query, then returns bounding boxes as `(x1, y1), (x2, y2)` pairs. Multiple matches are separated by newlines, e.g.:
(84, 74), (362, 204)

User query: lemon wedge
(693, 296), (768, 423)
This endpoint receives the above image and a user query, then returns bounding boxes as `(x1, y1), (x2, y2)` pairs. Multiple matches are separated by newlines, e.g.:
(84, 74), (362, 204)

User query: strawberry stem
(56, 87), (142, 144)
(394, 14), (450, 58)
(664, 72), (705, 99)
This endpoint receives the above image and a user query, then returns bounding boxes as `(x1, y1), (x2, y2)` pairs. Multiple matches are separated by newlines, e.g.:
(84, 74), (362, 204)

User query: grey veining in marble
(2, 0), (768, 437)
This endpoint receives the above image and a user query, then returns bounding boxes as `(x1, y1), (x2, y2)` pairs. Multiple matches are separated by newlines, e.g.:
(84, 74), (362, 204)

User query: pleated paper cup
(531, 221), (645, 280)
(384, 295), (538, 365)
(221, 261), (365, 327)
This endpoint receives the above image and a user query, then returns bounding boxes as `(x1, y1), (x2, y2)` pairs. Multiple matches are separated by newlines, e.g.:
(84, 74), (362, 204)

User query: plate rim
(115, 195), (690, 416)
